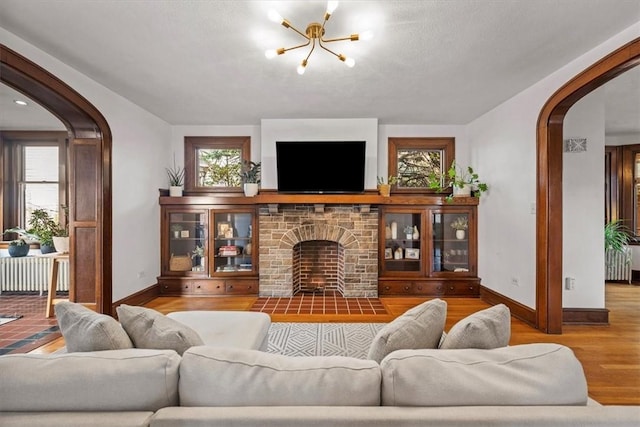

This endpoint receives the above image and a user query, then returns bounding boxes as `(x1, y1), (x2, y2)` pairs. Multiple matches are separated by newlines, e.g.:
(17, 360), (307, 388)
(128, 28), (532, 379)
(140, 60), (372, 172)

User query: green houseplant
(604, 220), (631, 253)
(240, 160), (261, 197)
(4, 208), (67, 254)
(428, 161), (488, 201)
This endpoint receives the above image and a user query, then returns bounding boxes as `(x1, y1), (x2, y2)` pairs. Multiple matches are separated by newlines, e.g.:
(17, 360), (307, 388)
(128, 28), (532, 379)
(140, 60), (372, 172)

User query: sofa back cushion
(0, 349), (180, 412)
(367, 298), (447, 363)
(380, 343), (588, 406)
(180, 346), (381, 406)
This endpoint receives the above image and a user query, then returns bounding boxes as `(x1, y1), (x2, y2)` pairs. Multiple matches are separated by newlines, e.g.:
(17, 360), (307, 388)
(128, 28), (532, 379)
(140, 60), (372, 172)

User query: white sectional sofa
(1, 344), (638, 427)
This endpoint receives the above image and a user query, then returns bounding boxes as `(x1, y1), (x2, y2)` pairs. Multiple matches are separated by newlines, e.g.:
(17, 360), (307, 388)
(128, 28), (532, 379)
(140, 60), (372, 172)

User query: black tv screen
(276, 141), (366, 194)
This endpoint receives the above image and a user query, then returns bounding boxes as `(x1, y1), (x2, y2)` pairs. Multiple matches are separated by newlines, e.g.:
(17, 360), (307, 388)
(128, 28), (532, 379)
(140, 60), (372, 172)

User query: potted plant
(240, 160), (261, 197)
(7, 237), (30, 257)
(191, 245), (205, 270)
(167, 158), (185, 197)
(605, 219), (631, 253)
(377, 176), (398, 197)
(4, 208), (67, 254)
(450, 216), (468, 240)
(171, 224), (183, 238)
(428, 161), (488, 201)
(403, 225), (414, 240)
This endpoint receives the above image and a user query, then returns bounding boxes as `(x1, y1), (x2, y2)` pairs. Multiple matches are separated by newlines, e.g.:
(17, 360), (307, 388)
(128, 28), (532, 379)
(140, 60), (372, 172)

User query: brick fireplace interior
(293, 240), (344, 294)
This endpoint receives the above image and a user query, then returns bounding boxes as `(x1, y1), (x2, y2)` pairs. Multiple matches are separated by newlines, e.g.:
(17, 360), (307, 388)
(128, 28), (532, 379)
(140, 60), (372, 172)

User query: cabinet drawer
(192, 280), (225, 295)
(444, 282), (479, 296)
(225, 280), (259, 295)
(413, 281), (445, 295)
(159, 280), (191, 295)
(379, 281), (415, 295)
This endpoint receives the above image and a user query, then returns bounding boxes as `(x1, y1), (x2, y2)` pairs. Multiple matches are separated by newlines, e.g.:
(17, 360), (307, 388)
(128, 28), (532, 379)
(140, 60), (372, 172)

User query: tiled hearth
(259, 205), (379, 298)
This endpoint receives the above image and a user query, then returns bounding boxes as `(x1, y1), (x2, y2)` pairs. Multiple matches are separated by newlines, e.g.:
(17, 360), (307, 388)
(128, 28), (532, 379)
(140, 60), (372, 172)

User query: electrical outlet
(530, 203), (536, 215)
(511, 277), (519, 287)
(565, 277), (575, 290)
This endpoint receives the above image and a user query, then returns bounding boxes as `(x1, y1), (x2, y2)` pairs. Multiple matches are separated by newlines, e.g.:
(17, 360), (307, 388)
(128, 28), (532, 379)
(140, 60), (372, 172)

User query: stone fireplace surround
(258, 204), (378, 297)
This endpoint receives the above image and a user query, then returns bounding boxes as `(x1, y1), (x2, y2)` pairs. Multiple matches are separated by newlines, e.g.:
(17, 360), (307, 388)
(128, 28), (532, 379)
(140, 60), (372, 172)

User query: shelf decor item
(240, 160), (261, 197)
(403, 225), (414, 240)
(394, 247), (403, 259)
(427, 160), (488, 202)
(390, 221), (398, 239)
(450, 216), (468, 240)
(412, 225), (420, 240)
(169, 254), (192, 271)
(167, 157), (185, 197)
(171, 224), (182, 238)
(405, 248), (420, 259)
(377, 176), (398, 197)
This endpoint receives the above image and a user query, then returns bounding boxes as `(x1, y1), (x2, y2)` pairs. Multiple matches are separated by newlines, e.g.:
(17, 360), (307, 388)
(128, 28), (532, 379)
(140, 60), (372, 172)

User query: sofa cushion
(367, 298), (446, 363)
(179, 346), (381, 406)
(0, 349), (180, 412)
(380, 343), (588, 406)
(55, 301), (133, 352)
(117, 304), (204, 355)
(440, 303), (511, 349)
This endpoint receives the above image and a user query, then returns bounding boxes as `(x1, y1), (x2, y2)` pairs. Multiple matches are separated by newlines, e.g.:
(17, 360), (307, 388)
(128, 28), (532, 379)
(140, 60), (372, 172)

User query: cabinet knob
(163, 285), (168, 289)
(197, 285), (201, 289)
(216, 285), (221, 289)
(449, 286), (454, 290)
(384, 286), (390, 291)
(404, 286), (410, 291)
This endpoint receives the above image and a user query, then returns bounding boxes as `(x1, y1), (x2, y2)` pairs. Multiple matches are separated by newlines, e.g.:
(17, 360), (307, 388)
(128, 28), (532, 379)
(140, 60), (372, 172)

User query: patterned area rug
(0, 315), (22, 326)
(267, 322), (386, 359)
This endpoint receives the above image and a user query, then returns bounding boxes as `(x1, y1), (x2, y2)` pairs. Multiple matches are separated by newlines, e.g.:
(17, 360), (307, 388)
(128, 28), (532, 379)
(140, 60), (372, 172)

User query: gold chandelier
(265, 1), (372, 75)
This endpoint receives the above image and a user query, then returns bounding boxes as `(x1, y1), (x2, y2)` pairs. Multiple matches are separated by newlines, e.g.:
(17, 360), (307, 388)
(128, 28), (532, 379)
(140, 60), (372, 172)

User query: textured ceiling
(0, 0), (639, 132)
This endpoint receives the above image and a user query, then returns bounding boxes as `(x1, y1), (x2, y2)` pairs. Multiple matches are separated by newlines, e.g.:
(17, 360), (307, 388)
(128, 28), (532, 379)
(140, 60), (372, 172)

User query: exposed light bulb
(359, 30), (374, 41)
(13, 100), (28, 106)
(265, 49), (278, 59)
(326, 1), (339, 14)
(297, 59), (308, 75)
(344, 57), (355, 67)
(267, 9), (283, 24)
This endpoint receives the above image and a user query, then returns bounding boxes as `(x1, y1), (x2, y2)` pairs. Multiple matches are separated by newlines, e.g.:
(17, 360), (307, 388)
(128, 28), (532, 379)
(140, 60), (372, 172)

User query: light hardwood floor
(34, 284), (640, 405)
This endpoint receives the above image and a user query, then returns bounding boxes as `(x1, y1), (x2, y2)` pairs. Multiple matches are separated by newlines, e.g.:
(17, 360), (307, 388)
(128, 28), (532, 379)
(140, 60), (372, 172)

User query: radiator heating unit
(0, 256), (69, 294)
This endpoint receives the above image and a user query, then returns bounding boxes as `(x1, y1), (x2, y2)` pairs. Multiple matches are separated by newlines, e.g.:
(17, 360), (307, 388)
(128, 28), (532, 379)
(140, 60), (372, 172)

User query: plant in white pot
(240, 160), (261, 197)
(450, 216), (468, 240)
(427, 161), (488, 202)
(166, 160), (185, 197)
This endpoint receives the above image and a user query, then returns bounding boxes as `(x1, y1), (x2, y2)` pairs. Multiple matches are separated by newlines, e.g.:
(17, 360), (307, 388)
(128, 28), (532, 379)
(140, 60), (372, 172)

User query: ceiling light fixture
(265, 1), (372, 75)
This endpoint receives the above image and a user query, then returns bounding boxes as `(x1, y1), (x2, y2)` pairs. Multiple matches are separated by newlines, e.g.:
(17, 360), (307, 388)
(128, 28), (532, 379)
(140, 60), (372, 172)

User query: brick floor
(250, 290), (387, 315)
(0, 293), (63, 355)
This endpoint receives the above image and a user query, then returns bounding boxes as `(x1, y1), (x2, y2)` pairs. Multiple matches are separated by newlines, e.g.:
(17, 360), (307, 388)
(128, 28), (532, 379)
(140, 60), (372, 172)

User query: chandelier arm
(321, 34), (359, 43)
(281, 39), (312, 54)
(285, 23), (312, 41)
(304, 39), (317, 62)
(318, 42), (342, 60)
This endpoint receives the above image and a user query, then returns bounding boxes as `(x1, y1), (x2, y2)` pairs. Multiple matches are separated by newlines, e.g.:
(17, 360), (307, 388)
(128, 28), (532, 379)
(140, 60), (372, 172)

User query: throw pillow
(116, 304), (204, 355)
(439, 303), (511, 349)
(55, 301), (133, 352)
(367, 298), (447, 363)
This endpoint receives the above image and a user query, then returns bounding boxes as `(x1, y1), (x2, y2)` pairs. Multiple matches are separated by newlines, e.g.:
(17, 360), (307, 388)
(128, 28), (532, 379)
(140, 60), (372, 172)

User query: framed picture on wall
(217, 222), (231, 238)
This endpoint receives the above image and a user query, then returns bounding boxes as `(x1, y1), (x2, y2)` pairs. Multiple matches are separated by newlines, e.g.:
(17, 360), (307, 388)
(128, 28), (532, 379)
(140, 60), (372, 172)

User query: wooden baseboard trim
(479, 285), (537, 328)
(112, 283), (160, 314)
(563, 308), (609, 325)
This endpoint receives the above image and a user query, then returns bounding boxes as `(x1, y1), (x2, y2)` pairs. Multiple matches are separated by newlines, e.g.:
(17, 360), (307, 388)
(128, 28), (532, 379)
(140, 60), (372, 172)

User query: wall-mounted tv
(276, 141), (366, 194)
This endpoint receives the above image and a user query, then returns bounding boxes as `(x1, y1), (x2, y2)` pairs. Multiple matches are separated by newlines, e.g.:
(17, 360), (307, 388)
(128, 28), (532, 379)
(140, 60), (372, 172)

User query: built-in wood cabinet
(159, 199), (258, 296)
(378, 202), (480, 296)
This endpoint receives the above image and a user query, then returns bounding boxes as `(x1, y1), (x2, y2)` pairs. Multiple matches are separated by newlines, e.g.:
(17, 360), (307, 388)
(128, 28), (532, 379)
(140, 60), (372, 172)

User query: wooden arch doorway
(0, 45), (112, 314)
(537, 37), (640, 334)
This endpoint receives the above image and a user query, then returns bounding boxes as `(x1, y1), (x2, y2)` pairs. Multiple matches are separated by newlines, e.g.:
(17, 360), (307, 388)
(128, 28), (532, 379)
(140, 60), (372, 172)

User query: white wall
(606, 134), (640, 145)
(0, 28), (172, 301)
(468, 22), (640, 309)
(563, 90), (605, 307)
(261, 119), (378, 190)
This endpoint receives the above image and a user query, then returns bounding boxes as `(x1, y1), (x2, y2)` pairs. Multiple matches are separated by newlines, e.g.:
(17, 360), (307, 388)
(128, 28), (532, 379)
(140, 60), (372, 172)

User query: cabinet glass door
(383, 211), (422, 273)
(168, 211), (207, 274)
(213, 211), (253, 273)
(432, 212), (470, 273)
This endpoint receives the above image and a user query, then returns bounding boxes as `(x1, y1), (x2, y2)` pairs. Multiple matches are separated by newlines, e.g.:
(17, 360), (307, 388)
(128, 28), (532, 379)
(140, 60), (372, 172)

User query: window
(1, 131), (68, 237)
(184, 137), (250, 193)
(388, 137), (455, 193)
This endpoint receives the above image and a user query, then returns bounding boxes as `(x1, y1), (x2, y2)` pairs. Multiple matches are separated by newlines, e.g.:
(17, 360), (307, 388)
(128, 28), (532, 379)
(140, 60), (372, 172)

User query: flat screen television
(276, 141), (366, 194)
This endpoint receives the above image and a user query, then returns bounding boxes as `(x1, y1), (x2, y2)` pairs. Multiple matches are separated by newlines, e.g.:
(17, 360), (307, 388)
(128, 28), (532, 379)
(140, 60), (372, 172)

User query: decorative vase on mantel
(243, 183), (259, 197)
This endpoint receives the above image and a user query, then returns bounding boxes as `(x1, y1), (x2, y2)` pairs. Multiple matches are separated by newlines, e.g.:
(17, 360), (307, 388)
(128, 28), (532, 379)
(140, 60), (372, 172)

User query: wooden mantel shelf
(159, 191), (479, 209)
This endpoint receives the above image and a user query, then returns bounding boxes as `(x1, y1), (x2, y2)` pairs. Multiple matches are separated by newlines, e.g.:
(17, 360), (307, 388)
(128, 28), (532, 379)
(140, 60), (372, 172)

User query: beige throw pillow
(439, 303), (511, 349)
(367, 298), (447, 363)
(116, 304), (204, 355)
(55, 301), (133, 352)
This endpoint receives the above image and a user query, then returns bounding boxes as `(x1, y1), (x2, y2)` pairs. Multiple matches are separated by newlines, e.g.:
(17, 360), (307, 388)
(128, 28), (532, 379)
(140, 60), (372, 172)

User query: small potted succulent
(240, 160), (261, 197)
(167, 157), (185, 197)
(377, 176), (398, 197)
(403, 225), (414, 240)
